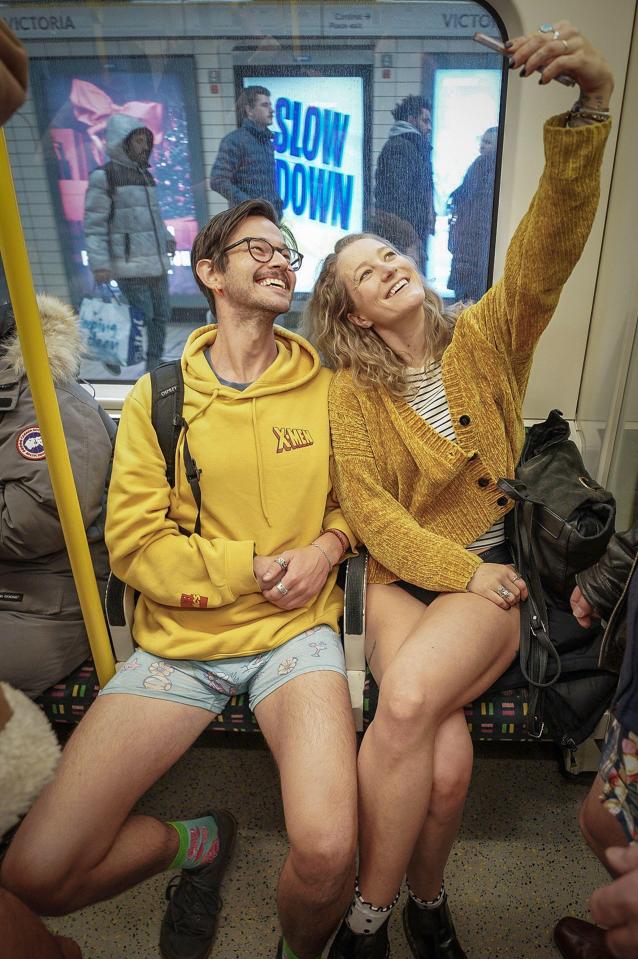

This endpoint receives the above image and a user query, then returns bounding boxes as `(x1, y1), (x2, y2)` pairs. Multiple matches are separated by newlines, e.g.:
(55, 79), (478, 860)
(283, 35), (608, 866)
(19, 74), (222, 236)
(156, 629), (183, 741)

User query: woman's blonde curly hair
(306, 234), (464, 397)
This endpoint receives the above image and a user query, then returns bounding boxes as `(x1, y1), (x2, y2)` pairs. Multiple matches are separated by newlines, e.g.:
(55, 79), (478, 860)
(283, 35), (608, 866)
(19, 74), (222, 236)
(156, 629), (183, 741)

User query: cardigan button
(497, 496), (509, 507)
(468, 452), (478, 461)
(478, 477), (490, 488)
(459, 415), (471, 427)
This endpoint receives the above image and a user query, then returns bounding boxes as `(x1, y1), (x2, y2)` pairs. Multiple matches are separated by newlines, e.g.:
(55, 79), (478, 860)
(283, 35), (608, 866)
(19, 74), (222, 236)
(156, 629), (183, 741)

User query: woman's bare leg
(365, 585), (474, 902)
(358, 587), (519, 905)
(405, 711), (473, 900)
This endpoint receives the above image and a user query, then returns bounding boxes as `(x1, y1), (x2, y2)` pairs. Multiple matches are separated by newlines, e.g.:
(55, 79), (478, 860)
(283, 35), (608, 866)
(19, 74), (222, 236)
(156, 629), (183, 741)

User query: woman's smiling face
(336, 237), (425, 330)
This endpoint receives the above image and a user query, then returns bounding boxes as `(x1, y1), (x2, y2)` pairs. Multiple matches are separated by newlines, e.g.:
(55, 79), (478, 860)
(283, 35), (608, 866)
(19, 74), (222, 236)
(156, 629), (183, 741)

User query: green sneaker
(159, 810), (237, 959)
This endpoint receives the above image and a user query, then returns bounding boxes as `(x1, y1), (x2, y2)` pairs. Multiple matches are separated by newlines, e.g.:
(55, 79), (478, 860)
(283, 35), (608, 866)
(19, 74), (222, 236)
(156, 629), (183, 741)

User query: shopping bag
(79, 288), (144, 367)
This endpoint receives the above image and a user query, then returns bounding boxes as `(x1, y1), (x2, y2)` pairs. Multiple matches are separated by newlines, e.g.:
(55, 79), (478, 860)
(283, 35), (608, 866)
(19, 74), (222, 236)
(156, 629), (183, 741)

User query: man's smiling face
(214, 216), (296, 317)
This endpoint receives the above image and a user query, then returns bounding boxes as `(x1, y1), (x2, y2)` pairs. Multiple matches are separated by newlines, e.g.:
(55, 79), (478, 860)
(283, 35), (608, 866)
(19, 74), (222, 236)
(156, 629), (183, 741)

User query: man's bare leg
(255, 671), (358, 959)
(1, 694), (213, 914)
(0, 888), (82, 959)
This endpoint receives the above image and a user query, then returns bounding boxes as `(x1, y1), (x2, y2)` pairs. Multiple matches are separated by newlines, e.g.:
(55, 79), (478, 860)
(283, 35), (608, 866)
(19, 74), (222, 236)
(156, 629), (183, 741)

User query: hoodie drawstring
(252, 398), (271, 527)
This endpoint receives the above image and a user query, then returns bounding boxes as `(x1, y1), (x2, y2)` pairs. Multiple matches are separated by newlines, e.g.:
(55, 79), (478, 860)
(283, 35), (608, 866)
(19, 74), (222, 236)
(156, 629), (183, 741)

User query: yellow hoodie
(106, 325), (353, 661)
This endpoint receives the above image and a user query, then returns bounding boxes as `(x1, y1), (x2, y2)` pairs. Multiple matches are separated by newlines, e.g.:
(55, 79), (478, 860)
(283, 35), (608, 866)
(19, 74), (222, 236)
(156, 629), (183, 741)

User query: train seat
(36, 556), (581, 757)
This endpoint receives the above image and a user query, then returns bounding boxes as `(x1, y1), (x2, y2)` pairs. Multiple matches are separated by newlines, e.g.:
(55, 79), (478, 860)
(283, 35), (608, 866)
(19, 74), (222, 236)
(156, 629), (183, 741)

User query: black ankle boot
(328, 916), (391, 959)
(402, 894), (468, 959)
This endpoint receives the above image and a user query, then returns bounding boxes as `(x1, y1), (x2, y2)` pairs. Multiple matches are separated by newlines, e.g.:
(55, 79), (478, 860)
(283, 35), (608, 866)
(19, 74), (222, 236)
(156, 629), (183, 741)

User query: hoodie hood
(389, 120), (423, 138)
(106, 113), (151, 165)
(0, 294), (83, 384)
(182, 324), (321, 399)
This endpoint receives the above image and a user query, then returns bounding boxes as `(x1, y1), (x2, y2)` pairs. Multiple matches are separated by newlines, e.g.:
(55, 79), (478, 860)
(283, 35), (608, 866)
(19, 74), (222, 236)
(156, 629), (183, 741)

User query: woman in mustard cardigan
(307, 23), (613, 959)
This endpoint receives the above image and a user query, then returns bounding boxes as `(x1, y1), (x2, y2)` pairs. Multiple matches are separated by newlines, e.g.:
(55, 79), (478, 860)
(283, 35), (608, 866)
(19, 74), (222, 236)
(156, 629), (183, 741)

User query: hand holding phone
(473, 32), (576, 86)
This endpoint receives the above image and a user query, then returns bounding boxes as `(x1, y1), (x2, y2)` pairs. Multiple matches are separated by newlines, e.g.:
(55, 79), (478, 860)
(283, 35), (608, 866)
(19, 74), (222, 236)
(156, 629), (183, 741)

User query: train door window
(2, 0), (506, 389)
(605, 324), (638, 531)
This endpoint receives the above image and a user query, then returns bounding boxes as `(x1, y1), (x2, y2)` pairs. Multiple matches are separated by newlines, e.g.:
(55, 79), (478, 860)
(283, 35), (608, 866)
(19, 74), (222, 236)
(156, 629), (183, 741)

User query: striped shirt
(406, 362), (505, 553)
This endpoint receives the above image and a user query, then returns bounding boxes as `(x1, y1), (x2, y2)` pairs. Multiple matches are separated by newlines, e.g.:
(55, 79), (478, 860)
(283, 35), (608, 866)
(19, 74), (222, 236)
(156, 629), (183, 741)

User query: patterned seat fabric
(36, 658), (544, 741)
(363, 668), (549, 742)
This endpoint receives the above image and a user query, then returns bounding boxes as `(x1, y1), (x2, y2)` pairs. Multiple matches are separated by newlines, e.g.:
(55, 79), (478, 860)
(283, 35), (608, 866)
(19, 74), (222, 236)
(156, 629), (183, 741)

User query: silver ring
(560, 39), (568, 52)
(553, 29), (561, 41)
(497, 585), (513, 600)
(275, 556), (288, 570)
(276, 582), (289, 597)
(538, 23), (554, 33)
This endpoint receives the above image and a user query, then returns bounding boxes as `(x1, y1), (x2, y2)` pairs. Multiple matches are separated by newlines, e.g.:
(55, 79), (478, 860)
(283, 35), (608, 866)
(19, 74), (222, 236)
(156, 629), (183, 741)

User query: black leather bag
(497, 409), (616, 739)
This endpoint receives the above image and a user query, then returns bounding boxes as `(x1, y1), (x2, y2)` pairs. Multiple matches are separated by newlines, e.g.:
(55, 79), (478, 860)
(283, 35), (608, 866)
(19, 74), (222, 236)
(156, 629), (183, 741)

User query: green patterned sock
(166, 814), (219, 870)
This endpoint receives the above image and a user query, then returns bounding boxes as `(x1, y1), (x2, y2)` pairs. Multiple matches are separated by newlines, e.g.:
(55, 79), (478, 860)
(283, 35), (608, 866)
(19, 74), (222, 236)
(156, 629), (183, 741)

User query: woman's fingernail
(504, 39), (513, 49)
(508, 57), (516, 68)
(519, 66), (527, 77)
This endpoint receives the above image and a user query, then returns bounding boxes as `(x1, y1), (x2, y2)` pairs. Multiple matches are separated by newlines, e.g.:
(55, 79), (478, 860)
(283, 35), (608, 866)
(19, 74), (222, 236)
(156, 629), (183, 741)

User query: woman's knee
(374, 674), (441, 750)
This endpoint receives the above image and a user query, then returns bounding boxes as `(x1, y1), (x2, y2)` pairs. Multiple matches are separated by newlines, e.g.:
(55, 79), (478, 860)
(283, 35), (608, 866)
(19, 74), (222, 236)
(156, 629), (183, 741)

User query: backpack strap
(150, 361), (203, 537)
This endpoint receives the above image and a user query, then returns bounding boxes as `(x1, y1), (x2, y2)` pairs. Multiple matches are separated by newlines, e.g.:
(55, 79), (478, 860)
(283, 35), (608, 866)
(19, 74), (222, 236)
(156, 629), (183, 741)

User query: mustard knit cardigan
(329, 114), (611, 594)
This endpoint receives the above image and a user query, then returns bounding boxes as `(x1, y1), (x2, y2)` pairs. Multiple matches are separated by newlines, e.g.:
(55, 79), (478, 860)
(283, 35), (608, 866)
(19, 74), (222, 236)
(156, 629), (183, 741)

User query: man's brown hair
(190, 198), (279, 315)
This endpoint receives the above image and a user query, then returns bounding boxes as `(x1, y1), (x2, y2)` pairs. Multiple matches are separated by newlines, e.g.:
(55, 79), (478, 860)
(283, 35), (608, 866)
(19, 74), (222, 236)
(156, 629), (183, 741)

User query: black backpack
(149, 361), (203, 536)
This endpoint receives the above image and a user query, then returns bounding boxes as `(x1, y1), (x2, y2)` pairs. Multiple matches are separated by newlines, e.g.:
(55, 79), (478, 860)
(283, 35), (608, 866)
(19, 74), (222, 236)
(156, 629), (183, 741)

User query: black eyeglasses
(222, 236), (304, 271)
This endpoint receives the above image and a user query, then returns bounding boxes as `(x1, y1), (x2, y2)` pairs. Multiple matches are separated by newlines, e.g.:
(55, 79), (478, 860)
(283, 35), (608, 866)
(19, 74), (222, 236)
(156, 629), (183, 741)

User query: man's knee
(289, 826), (356, 902)
(2, 840), (80, 916)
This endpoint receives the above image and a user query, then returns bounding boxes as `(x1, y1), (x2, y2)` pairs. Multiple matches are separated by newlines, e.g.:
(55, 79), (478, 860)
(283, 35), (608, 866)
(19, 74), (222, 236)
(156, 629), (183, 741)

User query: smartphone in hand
(473, 32), (575, 86)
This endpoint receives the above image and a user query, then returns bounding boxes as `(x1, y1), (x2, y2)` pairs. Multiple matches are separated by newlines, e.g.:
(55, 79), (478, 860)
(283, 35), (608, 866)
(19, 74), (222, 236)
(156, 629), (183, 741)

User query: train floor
(44, 735), (609, 959)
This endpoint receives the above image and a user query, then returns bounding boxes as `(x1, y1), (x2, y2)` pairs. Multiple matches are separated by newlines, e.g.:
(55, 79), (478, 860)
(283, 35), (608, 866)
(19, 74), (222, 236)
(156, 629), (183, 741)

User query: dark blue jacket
(210, 120), (283, 216)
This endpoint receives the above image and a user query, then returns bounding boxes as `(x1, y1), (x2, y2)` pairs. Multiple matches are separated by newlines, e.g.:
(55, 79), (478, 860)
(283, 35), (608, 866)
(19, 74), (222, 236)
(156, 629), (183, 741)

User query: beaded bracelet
(569, 100), (611, 123)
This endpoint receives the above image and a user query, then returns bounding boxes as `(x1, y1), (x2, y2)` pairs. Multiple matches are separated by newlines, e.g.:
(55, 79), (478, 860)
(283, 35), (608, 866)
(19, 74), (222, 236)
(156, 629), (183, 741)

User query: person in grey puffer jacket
(84, 114), (175, 371)
(553, 524), (638, 959)
(0, 295), (116, 699)
(209, 85), (283, 217)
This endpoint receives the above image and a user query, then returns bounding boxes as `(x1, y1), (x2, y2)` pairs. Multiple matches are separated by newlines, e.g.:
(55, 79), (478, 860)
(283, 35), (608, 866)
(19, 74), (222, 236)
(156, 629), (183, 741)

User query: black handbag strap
(511, 499), (562, 737)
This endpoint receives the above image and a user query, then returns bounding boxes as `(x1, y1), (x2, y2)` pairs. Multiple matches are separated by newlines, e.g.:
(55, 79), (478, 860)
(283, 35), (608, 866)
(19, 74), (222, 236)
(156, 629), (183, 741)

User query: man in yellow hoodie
(1, 199), (357, 959)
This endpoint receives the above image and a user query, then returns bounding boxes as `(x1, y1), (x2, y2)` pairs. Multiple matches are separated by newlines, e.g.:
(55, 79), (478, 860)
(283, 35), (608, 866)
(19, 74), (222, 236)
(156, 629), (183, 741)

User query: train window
(2, 0), (506, 386)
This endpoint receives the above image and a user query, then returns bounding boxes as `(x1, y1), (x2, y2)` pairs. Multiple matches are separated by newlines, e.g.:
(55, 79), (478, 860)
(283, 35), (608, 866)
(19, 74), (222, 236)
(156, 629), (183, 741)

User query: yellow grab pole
(0, 129), (115, 687)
